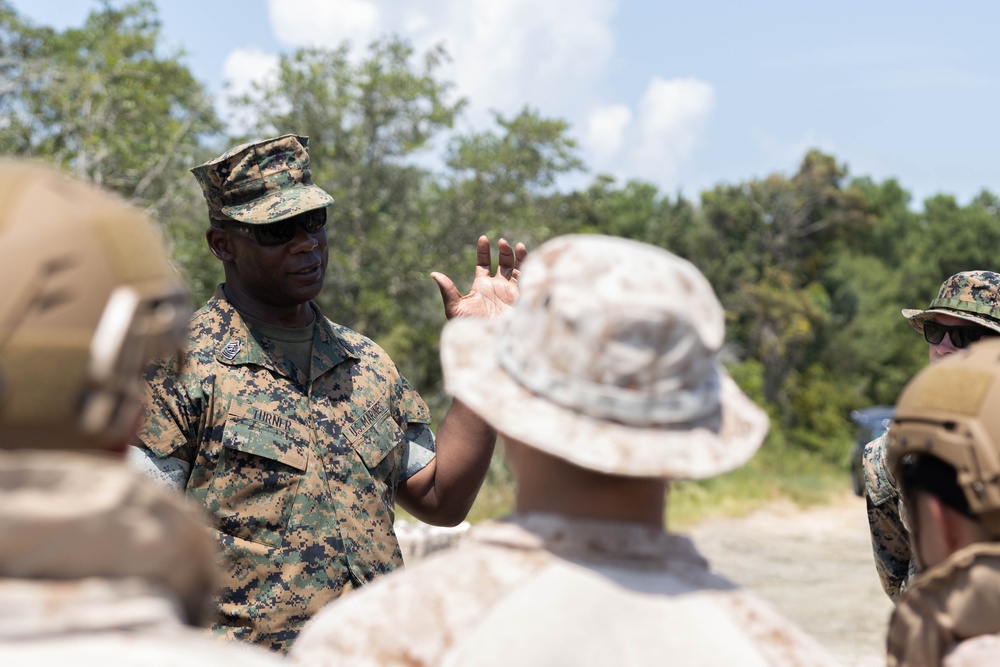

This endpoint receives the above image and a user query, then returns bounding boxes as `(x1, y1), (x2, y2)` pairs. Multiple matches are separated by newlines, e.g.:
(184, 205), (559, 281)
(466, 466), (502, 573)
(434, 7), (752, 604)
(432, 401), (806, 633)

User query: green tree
(547, 176), (705, 259)
(0, 0), (220, 216)
(691, 151), (885, 463)
(441, 108), (584, 242)
(0, 0), (224, 304)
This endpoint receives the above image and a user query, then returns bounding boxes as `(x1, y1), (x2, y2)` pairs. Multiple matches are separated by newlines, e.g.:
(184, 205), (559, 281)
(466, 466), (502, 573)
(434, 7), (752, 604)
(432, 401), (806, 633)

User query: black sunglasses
(923, 320), (1000, 349)
(221, 208), (327, 246)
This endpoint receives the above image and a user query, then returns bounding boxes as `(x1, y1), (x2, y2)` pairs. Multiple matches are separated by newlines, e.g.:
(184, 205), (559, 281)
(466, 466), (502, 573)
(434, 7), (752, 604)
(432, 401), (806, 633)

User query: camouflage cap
(190, 134), (333, 225)
(440, 234), (770, 480)
(902, 271), (1000, 334)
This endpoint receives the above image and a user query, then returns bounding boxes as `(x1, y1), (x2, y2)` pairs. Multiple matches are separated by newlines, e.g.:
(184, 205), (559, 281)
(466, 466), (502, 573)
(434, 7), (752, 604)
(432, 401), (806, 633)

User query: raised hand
(431, 235), (528, 320)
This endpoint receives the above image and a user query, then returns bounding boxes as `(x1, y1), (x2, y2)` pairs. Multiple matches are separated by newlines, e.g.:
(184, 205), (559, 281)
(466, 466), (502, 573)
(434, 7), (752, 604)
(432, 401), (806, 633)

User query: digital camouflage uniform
(137, 289), (433, 652)
(866, 270), (1000, 601)
(863, 431), (915, 601)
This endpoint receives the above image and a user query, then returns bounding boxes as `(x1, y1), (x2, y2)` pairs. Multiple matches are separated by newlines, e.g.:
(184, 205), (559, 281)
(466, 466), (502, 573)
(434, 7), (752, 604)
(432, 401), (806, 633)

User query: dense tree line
(4, 0), (997, 474)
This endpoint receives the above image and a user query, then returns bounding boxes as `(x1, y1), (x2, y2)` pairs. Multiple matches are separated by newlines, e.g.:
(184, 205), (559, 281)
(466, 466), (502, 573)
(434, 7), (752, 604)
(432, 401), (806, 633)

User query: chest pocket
(344, 400), (404, 506)
(207, 404), (310, 548)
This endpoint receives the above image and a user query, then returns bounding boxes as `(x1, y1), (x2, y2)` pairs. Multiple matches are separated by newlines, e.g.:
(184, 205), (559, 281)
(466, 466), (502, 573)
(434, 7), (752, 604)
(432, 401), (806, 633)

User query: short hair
(899, 453), (974, 519)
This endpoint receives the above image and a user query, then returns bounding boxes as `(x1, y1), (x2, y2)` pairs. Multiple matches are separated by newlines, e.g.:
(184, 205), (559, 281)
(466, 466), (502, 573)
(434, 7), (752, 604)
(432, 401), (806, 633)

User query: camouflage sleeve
(135, 357), (197, 463)
(863, 431), (912, 602)
(390, 366), (434, 482)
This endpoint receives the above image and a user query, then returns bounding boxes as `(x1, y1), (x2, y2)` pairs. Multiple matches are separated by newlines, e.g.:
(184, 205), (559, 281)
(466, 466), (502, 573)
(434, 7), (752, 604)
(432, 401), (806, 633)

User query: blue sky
(11, 1), (1000, 208)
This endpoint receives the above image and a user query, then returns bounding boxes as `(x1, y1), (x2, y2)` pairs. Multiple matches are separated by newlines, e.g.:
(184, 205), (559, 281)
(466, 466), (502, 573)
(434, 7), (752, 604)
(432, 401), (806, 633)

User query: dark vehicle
(849, 406), (895, 497)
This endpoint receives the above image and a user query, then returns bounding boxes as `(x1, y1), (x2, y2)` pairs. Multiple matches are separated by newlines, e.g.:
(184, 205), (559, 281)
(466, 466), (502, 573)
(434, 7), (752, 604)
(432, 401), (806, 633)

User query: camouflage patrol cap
(191, 134), (334, 224)
(886, 339), (1000, 535)
(440, 234), (770, 480)
(902, 271), (1000, 334)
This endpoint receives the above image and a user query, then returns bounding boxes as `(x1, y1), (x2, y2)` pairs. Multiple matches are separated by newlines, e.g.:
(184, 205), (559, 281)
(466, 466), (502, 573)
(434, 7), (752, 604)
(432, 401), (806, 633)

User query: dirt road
(688, 492), (894, 667)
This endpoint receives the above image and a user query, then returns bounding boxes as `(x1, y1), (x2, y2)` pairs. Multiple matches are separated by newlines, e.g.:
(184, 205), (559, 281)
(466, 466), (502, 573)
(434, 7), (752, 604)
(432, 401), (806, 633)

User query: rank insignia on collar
(221, 339), (241, 360)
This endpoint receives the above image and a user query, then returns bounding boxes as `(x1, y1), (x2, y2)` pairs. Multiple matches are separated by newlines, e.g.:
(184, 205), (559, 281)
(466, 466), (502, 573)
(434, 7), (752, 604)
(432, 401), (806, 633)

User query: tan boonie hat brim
(222, 183), (333, 224)
(441, 317), (770, 480)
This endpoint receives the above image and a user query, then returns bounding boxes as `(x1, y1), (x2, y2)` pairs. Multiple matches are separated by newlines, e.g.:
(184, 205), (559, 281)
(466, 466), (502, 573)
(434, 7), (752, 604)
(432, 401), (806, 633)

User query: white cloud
(445, 0), (617, 126)
(221, 48), (281, 135)
(223, 48), (280, 96)
(585, 105), (632, 161)
(250, 1), (716, 191)
(264, 0), (617, 130)
(626, 77), (715, 182)
(268, 0), (381, 48)
(579, 78), (715, 187)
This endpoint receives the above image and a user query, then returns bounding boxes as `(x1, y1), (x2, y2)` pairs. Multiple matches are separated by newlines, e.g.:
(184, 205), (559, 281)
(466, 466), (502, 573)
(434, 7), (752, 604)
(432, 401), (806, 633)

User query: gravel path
(688, 492), (894, 667)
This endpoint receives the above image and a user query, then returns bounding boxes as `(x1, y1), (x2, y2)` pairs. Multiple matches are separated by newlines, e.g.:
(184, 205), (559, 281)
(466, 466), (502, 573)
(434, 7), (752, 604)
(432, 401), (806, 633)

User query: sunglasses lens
(254, 220), (296, 245)
(954, 327), (999, 348)
(952, 328), (974, 348)
(252, 210), (327, 245)
(923, 322), (946, 345)
(923, 321), (999, 349)
(302, 208), (327, 233)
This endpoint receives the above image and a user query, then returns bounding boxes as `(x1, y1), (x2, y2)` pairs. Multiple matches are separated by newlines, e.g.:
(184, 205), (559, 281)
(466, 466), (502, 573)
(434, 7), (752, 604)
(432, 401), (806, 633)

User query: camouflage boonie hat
(902, 271), (1000, 335)
(190, 134), (333, 224)
(440, 234), (770, 480)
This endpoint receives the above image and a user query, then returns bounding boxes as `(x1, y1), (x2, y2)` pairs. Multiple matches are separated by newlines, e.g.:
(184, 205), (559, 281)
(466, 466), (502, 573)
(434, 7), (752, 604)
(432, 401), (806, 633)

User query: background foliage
(5, 1), (992, 519)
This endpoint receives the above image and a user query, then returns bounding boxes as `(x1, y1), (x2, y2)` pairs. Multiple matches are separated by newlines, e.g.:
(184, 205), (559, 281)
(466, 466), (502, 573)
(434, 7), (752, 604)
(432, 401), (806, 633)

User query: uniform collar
(209, 286), (358, 379)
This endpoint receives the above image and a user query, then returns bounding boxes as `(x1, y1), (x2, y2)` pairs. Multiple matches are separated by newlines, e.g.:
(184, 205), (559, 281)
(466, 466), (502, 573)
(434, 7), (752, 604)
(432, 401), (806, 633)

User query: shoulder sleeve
(135, 355), (198, 462)
(864, 432), (911, 601)
(864, 431), (898, 506)
(391, 372), (432, 427)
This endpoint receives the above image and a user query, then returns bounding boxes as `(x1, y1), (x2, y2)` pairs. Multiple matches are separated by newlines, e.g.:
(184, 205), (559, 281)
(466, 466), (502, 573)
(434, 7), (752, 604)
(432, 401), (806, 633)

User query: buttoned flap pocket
(343, 399), (405, 512)
(207, 404), (310, 548)
(344, 398), (403, 471)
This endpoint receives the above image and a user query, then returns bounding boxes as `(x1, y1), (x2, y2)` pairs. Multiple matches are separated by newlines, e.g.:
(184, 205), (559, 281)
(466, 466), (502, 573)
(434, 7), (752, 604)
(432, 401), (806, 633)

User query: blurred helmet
(0, 160), (190, 450)
(886, 338), (1000, 534)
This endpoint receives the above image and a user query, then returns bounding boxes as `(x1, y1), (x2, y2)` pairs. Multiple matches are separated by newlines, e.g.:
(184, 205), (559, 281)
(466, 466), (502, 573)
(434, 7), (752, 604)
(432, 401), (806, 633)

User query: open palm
(432, 236), (528, 320)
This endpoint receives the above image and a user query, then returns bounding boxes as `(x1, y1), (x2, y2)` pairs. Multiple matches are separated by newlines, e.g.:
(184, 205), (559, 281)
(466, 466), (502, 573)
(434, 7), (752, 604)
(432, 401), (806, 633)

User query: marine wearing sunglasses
(923, 320), (1000, 349)
(213, 208), (327, 246)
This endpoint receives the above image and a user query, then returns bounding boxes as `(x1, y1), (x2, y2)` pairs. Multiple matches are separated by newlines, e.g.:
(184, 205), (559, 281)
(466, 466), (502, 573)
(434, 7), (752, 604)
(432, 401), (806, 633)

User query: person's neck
(515, 469), (668, 528)
(222, 284), (315, 329)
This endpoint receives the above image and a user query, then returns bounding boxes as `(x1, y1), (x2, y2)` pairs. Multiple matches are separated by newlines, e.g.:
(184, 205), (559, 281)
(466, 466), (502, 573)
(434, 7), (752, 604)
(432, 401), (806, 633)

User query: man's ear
(206, 226), (233, 262)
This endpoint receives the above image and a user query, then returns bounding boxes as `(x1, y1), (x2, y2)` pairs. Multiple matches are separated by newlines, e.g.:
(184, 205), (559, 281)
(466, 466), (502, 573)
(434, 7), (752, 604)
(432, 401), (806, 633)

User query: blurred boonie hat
(440, 234), (770, 479)
(902, 271), (1000, 334)
(190, 134), (333, 224)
